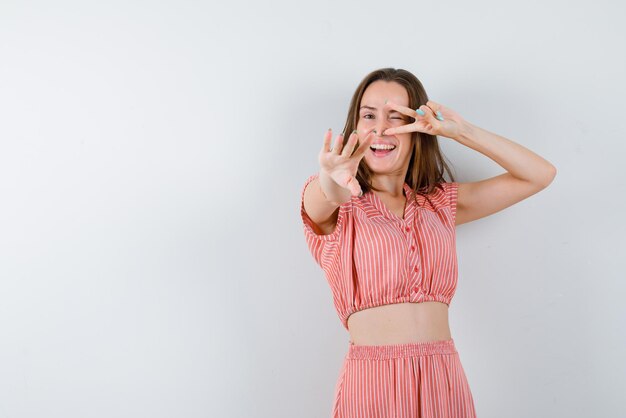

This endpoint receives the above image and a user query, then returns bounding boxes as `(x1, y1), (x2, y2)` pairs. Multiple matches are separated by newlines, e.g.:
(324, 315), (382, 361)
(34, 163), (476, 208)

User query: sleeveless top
(300, 172), (459, 330)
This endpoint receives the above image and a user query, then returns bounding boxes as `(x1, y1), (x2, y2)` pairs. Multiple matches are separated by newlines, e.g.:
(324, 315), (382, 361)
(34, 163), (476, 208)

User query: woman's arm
(381, 99), (557, 226)
(303, 129), (374, 235)
(453, 121), (557, 226)
(302, 171), (345, 236)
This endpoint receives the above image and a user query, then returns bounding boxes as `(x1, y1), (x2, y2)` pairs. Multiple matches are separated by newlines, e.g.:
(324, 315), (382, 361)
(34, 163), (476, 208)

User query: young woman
(300, 68), (556, 417)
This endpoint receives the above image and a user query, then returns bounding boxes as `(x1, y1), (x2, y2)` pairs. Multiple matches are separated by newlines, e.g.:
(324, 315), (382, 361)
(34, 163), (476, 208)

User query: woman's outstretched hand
(382, 100), (466, 141)
(318, 129), (375, 197)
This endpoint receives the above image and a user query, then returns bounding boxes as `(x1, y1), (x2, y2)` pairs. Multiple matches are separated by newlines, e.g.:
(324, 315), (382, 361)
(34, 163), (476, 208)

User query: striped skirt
(331, 338), (477, 418)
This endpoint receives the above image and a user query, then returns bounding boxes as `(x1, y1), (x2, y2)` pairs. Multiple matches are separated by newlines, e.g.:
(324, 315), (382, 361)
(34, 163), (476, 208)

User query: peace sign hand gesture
(318, 129), (376, 198)
(382, 100), (466, 141)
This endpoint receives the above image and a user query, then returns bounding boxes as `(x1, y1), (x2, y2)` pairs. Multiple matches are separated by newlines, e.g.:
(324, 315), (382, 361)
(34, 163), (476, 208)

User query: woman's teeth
(370, 144), (396, 150)
(370, 144), (396, 157)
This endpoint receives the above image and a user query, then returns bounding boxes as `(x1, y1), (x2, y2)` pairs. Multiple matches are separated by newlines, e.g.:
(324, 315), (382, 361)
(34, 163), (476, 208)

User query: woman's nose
(375, 119), (391, 136)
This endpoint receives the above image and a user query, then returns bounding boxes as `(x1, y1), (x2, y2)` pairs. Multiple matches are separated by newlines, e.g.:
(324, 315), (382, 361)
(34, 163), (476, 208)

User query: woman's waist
(347, 301), (451, 345)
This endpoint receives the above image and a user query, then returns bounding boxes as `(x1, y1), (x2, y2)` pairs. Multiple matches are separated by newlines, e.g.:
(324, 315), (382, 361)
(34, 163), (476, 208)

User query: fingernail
(352, 129), (357, 134)
(416, 109), (425, 116)
(436, 111), (444, 121)
(384, 99), (388, 104)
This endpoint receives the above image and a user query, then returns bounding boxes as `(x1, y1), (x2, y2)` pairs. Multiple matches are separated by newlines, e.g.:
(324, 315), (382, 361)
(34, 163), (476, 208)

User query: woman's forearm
(455, 121), (557, 186)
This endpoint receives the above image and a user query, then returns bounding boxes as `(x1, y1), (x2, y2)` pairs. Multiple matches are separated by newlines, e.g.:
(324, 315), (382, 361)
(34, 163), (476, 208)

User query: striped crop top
(300, 172), (460, 330)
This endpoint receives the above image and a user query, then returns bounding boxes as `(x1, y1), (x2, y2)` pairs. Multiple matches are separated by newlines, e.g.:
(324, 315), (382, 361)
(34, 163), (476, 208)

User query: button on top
(414, 266), (419, 272)
(405, 226), (410, 232)
(411, 245), (415, 251)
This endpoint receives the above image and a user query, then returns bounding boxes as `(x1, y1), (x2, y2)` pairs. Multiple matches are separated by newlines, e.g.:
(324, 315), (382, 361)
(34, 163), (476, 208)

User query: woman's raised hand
(382, 100), (466, 141)
(318, 129), (375, 197)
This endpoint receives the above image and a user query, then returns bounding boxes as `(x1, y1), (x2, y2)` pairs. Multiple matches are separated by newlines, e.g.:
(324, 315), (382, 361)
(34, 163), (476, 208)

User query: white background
(0, 1), (624, 417)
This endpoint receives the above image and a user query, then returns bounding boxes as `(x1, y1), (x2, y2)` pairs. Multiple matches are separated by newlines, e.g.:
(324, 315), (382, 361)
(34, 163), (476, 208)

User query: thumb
(426, 100), (445, 120)
(346, 176), (362, 197)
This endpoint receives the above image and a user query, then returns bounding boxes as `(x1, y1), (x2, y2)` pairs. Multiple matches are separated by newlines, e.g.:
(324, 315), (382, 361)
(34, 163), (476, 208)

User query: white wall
(0, 0), (624, 417)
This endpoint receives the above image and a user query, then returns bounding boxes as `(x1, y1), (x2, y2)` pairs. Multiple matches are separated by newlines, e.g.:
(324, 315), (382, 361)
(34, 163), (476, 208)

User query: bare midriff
(347, 301), (452, 345)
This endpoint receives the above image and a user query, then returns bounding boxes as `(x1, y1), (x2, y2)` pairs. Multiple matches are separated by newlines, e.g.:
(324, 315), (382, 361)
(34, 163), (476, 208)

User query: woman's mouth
(370, 144), (397, 157)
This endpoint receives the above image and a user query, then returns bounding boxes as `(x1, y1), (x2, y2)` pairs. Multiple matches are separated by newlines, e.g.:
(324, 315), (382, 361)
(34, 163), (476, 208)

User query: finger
(384, 100), (420, 120)
(341, 130), (359, 157)
(418, 104), (439, 125)
(383, 124), (418, 136)
(322, 128), (332, 153)
(332, 133), (345, 155)
(353, 129), (376, 158)
(426, 100), (445, 121)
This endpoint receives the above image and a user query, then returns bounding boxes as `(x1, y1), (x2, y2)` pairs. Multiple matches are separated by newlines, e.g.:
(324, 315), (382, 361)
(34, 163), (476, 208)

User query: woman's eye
(362, 114), (403, 120)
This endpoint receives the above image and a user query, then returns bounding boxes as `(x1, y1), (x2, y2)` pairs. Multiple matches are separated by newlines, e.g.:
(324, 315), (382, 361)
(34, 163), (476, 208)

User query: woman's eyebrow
(359, 106), (400, 113)
(359, 105), (401, 112)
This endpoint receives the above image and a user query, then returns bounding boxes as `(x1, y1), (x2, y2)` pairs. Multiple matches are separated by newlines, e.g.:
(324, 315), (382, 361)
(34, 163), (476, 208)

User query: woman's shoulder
(417, 181), (456, 211)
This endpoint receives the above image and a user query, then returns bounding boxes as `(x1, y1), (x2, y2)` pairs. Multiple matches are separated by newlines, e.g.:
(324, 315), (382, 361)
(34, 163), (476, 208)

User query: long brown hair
(342, 68), (456, 201)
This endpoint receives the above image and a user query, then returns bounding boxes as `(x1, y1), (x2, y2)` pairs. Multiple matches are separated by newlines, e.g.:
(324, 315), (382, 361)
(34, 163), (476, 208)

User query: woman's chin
(365, 155), (396, 169)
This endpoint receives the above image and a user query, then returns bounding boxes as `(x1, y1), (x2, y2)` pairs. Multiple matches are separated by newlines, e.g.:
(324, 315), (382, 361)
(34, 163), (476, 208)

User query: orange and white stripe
(300, 172), (459, 331)
(300, 173), (477, 416)
(332, 339), (477, 417)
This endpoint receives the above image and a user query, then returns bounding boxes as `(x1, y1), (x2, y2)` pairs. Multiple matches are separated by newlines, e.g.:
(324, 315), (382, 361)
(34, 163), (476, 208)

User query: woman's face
(357, 80), (413, 177)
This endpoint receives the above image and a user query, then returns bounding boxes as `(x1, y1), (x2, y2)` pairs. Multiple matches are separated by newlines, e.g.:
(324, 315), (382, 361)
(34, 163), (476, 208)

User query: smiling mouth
(370, 146), (396, 157)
